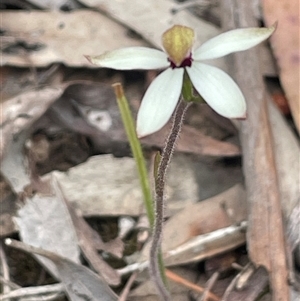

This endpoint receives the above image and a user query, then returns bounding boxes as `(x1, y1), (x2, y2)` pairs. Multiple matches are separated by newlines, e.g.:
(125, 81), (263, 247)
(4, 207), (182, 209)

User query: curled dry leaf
(0, 85), (66, 193)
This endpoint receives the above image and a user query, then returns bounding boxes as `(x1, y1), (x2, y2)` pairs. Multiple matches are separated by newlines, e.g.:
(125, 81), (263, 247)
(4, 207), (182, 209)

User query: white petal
(86, 47), (169, 70)
(187, 62), (246, 118)
(137, 68), (184, 137)
(194, 25), (275, 60)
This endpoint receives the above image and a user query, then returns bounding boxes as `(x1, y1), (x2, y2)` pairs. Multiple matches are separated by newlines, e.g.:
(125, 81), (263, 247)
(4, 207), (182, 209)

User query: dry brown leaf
(262, 0), (300, 133)
(1, 10), (147, 67)
(60, 187), (122, 286)
(142, 123), (241, 157)
(222, 1), (290, 300)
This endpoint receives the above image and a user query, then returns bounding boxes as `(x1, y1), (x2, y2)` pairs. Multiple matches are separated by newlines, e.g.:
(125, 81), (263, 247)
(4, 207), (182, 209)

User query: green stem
(113, 83), (155, 227)
(113, 83), (171, 294)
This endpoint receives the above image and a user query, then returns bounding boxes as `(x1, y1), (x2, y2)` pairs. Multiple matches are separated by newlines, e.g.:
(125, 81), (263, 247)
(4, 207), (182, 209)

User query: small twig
(0, 241), (11, 297)
(4, 239), (57, 259)
(118, 272), (138, 301)
(231, 263), (244, 271)
(17, 292), (64, 301)
(166, 269), (220, 301)
(117, 261), (149, 276)
(199, 272), (219, 301)
(235, 262), (256, 290)
(221, 275), (237, 301)
(0, 283), (64, 300)
(0, 275), (21, 290)
(150, 100), (191, 300)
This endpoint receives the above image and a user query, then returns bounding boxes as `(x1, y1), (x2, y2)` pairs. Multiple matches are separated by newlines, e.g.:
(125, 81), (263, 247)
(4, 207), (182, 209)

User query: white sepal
(87, 47), (169, 70)
(194, 25), (275, 60)
(136, 68), (184, 137)
(187, 62), (246, 118)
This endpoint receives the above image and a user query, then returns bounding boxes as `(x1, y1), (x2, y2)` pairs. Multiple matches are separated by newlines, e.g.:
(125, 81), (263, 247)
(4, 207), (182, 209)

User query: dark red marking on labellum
(168, 53), (193, 69)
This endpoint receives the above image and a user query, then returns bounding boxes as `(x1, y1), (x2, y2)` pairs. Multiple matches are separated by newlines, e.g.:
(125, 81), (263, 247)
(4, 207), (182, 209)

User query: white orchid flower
(87, 25), (275, 137)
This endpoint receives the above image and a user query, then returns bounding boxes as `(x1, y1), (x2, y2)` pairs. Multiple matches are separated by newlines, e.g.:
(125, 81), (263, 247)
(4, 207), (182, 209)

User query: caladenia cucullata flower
(87, 24), (275, 301)
(87, 24), (275, 137)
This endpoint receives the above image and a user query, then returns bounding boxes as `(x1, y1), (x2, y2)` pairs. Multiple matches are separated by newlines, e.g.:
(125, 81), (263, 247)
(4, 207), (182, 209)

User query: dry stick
(149, 100), (191, 301)
(0, 241), (11, 297)
(166, 270), (220, 301)
(199, 272), (219, 301)
(0, 276), (21, 290)
(0, 283), (64, 301)
(118, 272), (138, 301)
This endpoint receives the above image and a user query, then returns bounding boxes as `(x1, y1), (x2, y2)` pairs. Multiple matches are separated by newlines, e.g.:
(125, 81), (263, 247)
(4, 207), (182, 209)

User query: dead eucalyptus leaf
(142, 123), (241, 157)
(61, 191), (122, 286)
